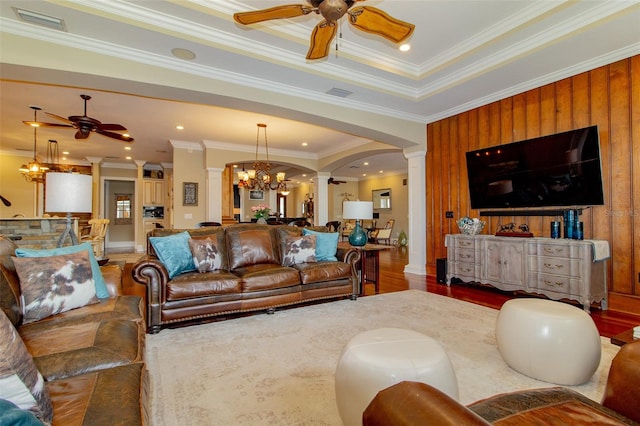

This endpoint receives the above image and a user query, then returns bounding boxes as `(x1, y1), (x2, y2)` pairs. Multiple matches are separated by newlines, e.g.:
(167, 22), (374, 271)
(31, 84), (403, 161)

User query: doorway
(104, 179), (136, 253)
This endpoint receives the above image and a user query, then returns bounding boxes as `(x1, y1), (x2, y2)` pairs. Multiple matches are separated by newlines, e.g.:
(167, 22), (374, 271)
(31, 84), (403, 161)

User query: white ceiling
(1, 0), (638, 182)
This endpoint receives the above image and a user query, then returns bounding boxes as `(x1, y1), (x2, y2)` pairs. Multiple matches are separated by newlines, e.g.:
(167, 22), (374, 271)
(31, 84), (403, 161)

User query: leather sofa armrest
(602, 339), (640, 423)
(131, 256), (169, 334)
(337, 247), (360, 298)
(100, 264), (123, 298)
(363, 381), (490, 426)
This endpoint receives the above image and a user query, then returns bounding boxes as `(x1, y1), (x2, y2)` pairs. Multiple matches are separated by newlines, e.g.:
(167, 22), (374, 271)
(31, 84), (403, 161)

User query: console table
(445, 234), (609, 312)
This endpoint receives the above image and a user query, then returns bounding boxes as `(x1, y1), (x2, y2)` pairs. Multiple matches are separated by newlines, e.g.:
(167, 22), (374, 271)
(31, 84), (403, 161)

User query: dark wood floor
(371, 246), (640, 339)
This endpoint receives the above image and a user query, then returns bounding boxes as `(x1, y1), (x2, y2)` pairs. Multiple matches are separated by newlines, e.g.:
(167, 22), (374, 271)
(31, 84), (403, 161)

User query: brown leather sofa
(0, 235), (147, 425)
(133, 223), (360, 334)
(363, 339), (640, 425)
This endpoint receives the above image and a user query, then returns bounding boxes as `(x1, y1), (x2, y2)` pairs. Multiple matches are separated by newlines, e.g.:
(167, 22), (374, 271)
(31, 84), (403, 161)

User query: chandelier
(237, 123), (287, 192)
(19, 106), (49, 183)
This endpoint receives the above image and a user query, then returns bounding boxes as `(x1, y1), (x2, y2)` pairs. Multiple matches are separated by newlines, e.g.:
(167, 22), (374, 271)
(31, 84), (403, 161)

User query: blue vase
(348, 220), (367, 246)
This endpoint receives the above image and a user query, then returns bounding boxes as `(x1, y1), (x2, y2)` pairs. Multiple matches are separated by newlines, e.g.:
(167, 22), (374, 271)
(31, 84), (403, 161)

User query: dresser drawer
(528, 242), (584, 259)
(528, 256), (582, 277)
(529, 272), (581, 296)
(451, 262), (480, 280)
(455, 248), (476, 263)
(453, 237), (478, 250)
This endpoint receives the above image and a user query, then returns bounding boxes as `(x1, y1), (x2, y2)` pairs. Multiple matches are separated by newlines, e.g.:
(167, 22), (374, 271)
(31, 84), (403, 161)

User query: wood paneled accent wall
(426, 56), (639, 313)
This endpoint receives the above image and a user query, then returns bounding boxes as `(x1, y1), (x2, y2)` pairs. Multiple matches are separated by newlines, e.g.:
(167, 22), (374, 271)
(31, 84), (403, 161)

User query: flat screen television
(466, 126), (605, 209)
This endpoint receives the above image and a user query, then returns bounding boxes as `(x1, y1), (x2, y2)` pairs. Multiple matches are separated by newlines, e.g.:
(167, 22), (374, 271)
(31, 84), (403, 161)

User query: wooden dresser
(446, 234), (609, 312)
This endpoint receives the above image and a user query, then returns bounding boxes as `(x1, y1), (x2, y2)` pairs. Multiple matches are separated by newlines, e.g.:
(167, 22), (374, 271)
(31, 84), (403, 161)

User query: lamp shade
(46, 172), (93, 213)
(343, 201), (373, 220)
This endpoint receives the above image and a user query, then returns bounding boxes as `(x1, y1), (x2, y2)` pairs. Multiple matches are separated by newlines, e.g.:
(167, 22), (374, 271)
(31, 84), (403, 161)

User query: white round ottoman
(335, 327), (458, 426)
(496, 298), (601, 385)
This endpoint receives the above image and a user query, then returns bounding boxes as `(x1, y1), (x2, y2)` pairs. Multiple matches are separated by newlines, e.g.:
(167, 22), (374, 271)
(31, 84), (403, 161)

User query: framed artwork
(249, 190), (264, 200)
(183, 182), (198, 206)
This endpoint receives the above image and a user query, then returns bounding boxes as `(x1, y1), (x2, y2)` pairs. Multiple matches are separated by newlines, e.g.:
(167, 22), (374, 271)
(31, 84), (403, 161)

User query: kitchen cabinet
(143, 179), (165, 206)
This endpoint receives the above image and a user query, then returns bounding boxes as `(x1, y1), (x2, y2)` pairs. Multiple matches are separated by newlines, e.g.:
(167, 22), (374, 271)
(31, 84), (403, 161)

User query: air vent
(105, 156), (120, 159)
(349, 165), (360, 169)
(13, 8), (67, 31)
(326, 88), (353, 98)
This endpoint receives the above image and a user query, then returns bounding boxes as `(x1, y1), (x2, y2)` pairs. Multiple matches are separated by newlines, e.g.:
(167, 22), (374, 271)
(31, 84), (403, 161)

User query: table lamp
(343, 201), (373, 246)
(45, 172), (93, 247)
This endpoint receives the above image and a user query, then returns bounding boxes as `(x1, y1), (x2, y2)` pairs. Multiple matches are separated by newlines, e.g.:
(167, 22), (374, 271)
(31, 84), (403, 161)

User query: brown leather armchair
(363, 339), (640, 425)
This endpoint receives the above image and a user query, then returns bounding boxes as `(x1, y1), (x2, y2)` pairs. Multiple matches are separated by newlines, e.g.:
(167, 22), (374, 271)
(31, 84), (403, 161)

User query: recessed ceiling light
(399, 44), (411, 52)
(379, 170), (383, 173)
(125, 146), (131, 150)
(364, 162), (369, 166)
(362, 173), (367, 177)
(123, 133), (130, 138)
(172, 48), (196, 61)
(301, 142), (308, 146)
(302, 174), (307, 177)
(176, 125), (184, 130)
(125, 156), (132, 160)
(62, 151), (69, 155)
(233, 164), (238, 168)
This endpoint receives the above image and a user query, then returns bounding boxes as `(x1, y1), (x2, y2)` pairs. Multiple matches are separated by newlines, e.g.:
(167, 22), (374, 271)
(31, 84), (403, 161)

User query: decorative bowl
(457, 217), (486, 235)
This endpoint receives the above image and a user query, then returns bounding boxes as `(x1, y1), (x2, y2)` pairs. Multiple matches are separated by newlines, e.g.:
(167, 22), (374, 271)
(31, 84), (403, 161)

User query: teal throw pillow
(149, 231), (195, 278)
(302, 228), (339, 261)
(15, 242), (109, 299)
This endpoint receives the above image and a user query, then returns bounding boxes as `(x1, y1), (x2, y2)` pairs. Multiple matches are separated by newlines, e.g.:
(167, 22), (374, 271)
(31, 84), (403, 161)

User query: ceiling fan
(328, 177), (346, 185)
(23, 94), (134, 142)
(233, 0), (415, 60)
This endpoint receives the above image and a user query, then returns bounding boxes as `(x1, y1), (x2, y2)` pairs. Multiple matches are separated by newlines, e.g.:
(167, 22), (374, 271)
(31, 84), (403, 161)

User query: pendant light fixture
(237, 123), (287, 192)
(19, 106), (49, 183)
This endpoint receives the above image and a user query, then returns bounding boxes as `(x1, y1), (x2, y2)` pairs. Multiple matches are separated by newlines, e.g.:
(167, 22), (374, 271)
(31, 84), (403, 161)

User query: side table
(338, 242), (391, 296)
(610, 328), (638, 347)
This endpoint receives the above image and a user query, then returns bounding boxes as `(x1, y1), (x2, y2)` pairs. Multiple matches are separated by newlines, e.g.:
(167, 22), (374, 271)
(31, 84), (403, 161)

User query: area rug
(145, 290), (619, 425)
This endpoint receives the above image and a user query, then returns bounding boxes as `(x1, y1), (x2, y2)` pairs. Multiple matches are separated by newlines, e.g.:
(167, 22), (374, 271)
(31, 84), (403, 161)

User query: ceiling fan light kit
(233, 0), (415, 60)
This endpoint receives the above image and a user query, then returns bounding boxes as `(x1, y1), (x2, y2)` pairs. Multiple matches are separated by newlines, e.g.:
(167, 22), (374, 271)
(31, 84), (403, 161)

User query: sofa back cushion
(225, 224), (279, 270)
(0, 236), (22, 327)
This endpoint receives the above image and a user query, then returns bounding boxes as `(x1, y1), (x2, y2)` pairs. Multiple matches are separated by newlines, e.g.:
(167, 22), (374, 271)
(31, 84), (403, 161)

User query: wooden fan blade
(96, 129), (134, 142)
(100, 123), (128, 131)
(23, 121), (74, 128)
(349, 6), (415, 44)
(306, 22), (337, 60)
(45, 112), (74, 124)
(234, 5), (311, 25)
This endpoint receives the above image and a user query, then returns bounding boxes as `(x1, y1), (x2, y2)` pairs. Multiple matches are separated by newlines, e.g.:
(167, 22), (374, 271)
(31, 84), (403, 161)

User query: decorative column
(316, 172), (330, 227)
(206, 167), (224, 223)
(85, 157), (103, 218)
(134, 160), (146, 253)
(403, 149), (427, 275)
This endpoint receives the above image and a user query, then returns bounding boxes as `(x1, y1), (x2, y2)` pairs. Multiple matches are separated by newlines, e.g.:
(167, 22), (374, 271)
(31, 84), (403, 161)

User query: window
(115, 194), (132, 225)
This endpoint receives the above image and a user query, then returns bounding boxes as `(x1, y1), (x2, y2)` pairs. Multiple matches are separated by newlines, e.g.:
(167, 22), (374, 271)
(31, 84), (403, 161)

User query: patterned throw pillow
(15, 242), (109, 299)
(149, 231), (196, 279)
(13, 251), (99, 324)
(0, 311), (53, 424)
(282, 235), (317, 266)
(188, 237), (222, 273)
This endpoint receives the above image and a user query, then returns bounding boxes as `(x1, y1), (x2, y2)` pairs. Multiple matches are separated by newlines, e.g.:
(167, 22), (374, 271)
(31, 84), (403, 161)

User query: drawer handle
(460, 254), (472, 259)
(461, 267), (472, 273)
(460, 241), (472, 247)
(544, 263), (563, 270)
(543, 247), (563, 254)
(544, 280), (564, 287)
